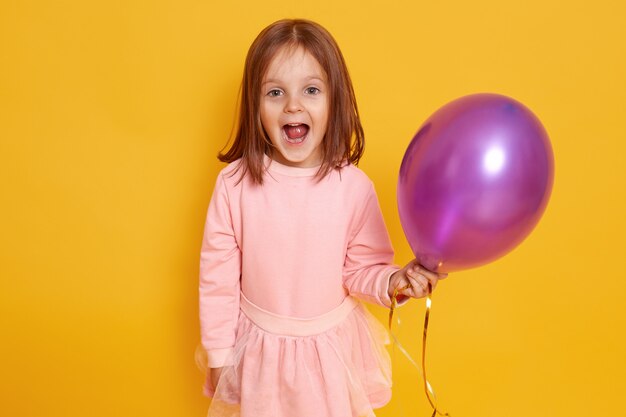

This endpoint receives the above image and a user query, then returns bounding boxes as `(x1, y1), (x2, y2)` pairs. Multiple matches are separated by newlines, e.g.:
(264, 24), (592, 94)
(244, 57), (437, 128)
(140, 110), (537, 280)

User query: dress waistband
(240, 293), (359, 337)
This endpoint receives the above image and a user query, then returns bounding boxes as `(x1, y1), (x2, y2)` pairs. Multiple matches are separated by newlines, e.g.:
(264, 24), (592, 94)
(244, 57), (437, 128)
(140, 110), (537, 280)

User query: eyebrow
(262, 76), (326, 85)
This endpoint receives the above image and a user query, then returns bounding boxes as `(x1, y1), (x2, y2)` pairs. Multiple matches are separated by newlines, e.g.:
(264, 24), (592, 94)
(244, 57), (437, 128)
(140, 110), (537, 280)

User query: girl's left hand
(388, 260), (448, 300)
(210, 367), (223, 390)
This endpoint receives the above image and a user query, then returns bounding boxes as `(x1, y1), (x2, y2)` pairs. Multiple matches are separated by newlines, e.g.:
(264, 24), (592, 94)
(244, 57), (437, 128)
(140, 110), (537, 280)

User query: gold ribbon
(389, 284), (450, 417)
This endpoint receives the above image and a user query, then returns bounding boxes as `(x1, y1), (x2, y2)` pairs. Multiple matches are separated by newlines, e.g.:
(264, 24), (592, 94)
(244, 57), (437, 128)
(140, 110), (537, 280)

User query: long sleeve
(343, 182), (399, 308)
(199, 173), (241, 368)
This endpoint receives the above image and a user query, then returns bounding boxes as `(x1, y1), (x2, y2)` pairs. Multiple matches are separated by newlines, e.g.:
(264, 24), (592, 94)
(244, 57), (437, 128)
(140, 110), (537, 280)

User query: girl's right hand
(210, 367), (223, 389)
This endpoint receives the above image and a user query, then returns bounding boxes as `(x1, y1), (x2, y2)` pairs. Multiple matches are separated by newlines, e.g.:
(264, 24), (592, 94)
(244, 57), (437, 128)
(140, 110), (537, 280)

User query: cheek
(259, 106), (273, 131)
(317, 108), (330, 130)
(260, 101), (280, 120)
(318, 99), (330, 125)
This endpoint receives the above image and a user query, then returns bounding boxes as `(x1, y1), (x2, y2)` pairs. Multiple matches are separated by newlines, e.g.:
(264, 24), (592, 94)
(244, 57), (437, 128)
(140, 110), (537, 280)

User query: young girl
(199, 18), (446, 417)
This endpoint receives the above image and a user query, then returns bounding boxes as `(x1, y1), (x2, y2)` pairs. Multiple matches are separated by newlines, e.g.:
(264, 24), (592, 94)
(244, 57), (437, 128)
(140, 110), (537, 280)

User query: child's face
(260, 46), (329, 168)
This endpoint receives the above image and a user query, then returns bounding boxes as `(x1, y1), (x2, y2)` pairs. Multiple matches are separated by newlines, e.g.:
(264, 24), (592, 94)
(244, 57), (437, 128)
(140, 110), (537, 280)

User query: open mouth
(282, 123), (310, 144)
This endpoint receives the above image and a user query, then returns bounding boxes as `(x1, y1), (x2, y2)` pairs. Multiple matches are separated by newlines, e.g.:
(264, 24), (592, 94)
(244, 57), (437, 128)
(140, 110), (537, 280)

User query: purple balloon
(397, 94), (554, 273)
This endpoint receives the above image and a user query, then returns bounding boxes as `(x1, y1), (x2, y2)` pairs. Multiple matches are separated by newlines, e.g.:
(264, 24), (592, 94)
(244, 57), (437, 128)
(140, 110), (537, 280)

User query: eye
(267, 89), (283, 97)
(305, 87), (321, 95)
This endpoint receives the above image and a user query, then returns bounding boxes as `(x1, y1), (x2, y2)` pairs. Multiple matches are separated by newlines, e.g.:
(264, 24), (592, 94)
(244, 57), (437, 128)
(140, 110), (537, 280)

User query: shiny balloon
(397, 94), (554, 273)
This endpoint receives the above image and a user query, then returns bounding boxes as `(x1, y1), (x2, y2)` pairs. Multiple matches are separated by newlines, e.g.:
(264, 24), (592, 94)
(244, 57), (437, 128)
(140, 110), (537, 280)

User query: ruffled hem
(204, 297), (392, 417)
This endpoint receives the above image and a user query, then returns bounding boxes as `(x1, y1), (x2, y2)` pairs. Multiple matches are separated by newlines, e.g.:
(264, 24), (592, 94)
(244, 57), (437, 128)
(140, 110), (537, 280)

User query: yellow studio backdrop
(1, 0), (624, 416)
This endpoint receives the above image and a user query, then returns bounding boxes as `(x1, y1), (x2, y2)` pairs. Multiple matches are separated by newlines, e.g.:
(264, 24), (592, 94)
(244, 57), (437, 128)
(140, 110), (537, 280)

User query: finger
(415, 265), (442, 290)
(406, 265), (418, 279)
(397, 277), (415, 297)
(417, 275), (430, 293)
(393, 277), (411, 298)
(428, 275), (438, 291)
(408, 267), (431, 291)
(401, 285), (421, 299)
(405, 275), (428, 297)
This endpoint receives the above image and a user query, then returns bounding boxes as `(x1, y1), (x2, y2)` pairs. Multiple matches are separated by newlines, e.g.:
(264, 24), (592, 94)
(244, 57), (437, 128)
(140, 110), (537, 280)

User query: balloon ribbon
(389, 283), (450, 417)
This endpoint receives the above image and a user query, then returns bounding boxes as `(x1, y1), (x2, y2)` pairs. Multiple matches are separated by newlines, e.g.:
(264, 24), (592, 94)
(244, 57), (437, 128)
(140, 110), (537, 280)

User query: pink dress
(199, 156), (400, 417)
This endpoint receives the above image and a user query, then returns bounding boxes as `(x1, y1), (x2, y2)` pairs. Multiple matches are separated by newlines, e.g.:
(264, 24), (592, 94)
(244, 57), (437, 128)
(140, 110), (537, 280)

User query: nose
(284, 94), (303, 113)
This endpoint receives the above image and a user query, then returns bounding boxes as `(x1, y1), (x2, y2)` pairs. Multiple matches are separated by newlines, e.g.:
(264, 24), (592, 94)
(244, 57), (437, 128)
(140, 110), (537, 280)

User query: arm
(343, 182), (400, 308)
(342, 183), (447, 307)
(199, 173), (241, 368)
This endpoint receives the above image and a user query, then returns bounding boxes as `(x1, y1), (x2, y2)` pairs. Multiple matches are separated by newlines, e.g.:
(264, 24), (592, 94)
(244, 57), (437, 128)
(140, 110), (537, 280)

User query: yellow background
(1, 1), (625, 416)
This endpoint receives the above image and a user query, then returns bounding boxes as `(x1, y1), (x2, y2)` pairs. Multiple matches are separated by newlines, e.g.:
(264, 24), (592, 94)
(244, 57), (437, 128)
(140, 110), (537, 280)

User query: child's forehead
(270, 45), (316, 65)
(263, 45), (326, 80)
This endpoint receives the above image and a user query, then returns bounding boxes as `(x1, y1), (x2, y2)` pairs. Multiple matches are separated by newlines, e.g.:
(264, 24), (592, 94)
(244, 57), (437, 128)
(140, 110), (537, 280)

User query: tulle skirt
(204, 294), (392, 417)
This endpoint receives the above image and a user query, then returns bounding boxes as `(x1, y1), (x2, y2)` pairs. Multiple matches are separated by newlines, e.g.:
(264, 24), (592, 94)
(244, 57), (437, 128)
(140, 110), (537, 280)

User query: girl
(199, 18), (447, 417)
